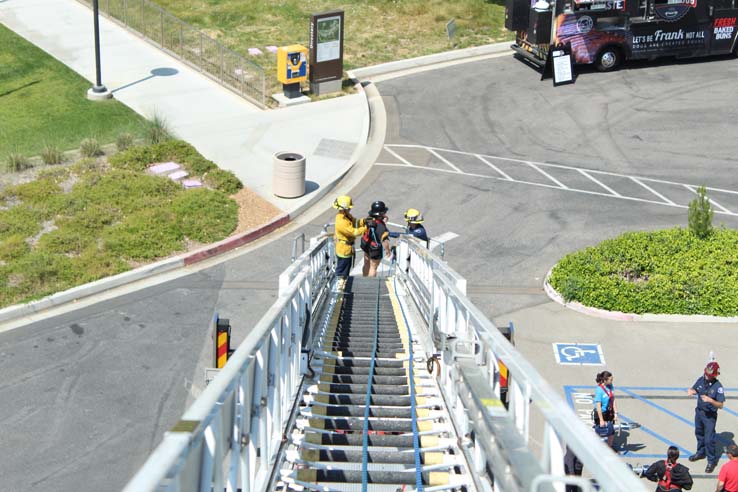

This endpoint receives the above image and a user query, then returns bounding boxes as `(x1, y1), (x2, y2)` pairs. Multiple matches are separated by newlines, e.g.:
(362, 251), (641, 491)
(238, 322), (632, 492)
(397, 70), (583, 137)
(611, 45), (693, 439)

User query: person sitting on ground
(361, 200), (391, 277)
(643, 446), (693, 491)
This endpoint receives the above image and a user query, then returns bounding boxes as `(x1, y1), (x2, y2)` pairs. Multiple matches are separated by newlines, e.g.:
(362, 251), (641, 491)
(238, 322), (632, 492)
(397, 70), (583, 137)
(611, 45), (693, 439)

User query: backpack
(360, 220), (382, 254)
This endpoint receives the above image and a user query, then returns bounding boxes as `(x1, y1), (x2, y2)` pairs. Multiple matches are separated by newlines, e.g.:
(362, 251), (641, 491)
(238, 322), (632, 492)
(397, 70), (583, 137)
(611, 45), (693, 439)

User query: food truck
(506, 0), (738, 70)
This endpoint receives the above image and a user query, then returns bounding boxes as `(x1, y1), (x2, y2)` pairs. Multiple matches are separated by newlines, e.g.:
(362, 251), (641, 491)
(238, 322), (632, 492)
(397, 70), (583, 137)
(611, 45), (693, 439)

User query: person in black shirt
(687, 361), (725, 473)
(643, 446), (693, 491)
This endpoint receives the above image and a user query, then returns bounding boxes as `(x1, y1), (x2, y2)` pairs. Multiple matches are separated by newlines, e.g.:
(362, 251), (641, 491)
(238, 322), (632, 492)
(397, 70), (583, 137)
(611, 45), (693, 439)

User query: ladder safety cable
(361, 279), (381, 492)
(392, 276), (424, 492)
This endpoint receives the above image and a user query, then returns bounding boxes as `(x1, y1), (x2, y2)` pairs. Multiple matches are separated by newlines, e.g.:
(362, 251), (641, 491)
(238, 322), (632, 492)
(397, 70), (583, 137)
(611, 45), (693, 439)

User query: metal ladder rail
(277, 277), (475, 492)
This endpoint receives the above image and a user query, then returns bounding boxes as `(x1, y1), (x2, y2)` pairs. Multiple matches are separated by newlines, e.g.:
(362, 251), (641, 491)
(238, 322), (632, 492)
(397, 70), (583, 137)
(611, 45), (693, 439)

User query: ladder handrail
(395, 238), (647, 492)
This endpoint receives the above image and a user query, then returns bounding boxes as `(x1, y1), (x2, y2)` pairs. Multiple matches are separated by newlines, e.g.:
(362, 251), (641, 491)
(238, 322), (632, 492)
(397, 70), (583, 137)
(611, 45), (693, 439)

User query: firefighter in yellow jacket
(333, 195), (366, 279)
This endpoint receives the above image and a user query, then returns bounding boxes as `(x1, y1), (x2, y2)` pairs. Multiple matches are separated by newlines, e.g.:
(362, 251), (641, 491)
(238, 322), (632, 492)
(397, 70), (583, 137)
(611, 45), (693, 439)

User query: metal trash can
(272, 151), (306, 198)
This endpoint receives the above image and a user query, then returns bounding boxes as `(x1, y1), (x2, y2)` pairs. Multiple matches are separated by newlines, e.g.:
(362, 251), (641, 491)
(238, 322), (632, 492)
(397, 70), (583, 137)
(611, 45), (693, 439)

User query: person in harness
(361, 200), (392, 277)
(593, 370), (618, 450)
(332, 195), (366, 281)
(643, 446), (693, 491)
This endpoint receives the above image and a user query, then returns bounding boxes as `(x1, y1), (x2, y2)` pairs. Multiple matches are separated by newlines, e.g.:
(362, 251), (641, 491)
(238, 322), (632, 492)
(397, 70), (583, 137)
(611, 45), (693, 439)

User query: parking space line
(476, 154), (513, 180)
(684, 184), (733, 214)
(382, 144), (738, 217)
(527, 161), (568, 189)
(383, 147), (414, 166)
(578, 169), (621, 197)
(427, 148), (462, 173)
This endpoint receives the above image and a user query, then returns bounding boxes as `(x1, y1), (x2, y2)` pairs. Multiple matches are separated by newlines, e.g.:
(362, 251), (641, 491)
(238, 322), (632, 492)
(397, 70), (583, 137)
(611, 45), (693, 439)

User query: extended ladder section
(279, 277), (472, 492)
(123, 235), (648, 492)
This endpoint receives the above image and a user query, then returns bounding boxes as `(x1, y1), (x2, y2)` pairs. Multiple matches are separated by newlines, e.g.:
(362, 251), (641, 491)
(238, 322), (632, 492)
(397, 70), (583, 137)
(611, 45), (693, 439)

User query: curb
(348, 41), (513, 80)
(543, 269), (738, 323)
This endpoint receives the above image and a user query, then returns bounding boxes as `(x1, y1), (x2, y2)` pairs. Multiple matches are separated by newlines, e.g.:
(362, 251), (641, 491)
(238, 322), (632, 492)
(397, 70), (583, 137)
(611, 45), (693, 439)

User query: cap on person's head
(404, 208), (424, 224)
(705, 361), (720, 377)
(333, 195), (353, 210)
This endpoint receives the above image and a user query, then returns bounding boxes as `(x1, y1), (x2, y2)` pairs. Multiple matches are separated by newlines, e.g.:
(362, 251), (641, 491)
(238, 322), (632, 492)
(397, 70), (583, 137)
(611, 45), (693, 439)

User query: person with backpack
(643, 446), (693, 491)
(361, 200), (391, 277)
(332, 195), (366, 281)
(593, 370), (618, 450)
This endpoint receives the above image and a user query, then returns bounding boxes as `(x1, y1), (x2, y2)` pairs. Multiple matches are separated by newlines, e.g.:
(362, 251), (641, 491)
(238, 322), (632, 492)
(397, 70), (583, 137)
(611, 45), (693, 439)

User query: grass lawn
(0, 141), (240, 309)
(152, 0), (510, 93)
(0, 24), (147, 162)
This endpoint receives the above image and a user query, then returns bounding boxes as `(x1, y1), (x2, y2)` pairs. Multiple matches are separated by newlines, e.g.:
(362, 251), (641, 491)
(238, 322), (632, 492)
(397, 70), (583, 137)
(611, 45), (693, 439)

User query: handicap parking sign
(553, 343), (605, 365)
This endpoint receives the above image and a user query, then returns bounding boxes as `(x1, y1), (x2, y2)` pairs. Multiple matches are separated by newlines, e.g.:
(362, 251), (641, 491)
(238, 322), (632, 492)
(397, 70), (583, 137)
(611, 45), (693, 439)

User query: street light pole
(87, 0), (112, 100)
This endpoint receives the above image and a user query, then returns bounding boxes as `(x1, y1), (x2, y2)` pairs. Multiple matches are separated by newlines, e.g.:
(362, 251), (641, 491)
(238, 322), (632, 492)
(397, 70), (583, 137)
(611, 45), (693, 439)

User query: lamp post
(87, 0), (112, 100)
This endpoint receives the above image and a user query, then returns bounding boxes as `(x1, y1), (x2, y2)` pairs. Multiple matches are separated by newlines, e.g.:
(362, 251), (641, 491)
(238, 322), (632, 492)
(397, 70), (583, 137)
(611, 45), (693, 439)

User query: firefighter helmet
(369, 200), (388, 217)
(332, 195), (353, 210)
(404, 208), (424, 224)
(705, 361), (720, 377)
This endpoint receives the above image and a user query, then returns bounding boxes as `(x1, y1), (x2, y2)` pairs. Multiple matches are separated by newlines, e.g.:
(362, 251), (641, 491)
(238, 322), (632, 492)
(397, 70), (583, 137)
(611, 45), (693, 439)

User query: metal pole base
(87, 85), (113, 101)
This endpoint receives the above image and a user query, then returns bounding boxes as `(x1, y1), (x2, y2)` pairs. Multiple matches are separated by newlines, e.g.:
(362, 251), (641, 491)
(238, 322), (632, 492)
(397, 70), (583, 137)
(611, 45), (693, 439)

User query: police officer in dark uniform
(687, 361), (725, 473)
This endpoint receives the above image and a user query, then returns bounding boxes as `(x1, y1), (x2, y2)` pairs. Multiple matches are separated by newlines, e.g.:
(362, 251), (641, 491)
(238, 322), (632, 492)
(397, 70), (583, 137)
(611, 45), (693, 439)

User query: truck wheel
(596, 47), (622, 72)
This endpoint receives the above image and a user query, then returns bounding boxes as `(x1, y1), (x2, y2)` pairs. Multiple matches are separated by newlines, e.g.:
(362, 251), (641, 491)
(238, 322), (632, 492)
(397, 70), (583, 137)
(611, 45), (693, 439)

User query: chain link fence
(78, 0), (266, 108)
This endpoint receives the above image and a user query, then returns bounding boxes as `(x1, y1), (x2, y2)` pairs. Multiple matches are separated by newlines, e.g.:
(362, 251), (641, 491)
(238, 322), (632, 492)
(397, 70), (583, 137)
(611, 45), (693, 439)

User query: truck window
(714, 0), (735, 8)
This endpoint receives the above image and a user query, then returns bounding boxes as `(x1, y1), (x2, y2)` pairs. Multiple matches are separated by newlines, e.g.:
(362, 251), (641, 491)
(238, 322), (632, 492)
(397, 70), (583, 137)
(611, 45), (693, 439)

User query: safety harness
(657, 460), (681, 491)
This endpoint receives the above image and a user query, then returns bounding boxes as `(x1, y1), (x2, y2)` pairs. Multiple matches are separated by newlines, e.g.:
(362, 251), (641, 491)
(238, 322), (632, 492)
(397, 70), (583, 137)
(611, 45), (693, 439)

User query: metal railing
(123, 236), (333, 492)
(124, 235), (647, 492)
(77, 0), (267, 108)
(395, 239), (647, 492)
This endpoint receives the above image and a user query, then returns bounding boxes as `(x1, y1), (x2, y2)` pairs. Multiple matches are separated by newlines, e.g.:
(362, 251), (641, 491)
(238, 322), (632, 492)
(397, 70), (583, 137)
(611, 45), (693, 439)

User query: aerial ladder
(123, 234), (647, 492)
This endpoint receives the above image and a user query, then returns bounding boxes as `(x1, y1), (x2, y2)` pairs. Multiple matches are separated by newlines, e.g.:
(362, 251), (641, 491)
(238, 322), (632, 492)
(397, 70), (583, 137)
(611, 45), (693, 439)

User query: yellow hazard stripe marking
(481, 398), (504, 408)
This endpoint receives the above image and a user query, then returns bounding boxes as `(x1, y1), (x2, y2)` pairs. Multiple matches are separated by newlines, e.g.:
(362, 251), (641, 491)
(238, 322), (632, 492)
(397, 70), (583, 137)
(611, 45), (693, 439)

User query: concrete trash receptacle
(272, 151), (306, 198)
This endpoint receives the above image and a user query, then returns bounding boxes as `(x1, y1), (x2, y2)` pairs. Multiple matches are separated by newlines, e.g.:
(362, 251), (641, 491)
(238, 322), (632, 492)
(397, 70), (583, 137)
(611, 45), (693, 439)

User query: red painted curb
(184, 214), (290, 266)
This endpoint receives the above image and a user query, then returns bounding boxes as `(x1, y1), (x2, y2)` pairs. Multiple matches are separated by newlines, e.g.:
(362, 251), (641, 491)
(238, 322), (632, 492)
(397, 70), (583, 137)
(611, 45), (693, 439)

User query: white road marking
(684, 185), (731, 214)
(578, 169), (622, 197)
(630, 177), (677, 206)
(383, 147), (414, 166)
(379, 144), (738, 217)
(427, 148), (462, 173)
(476, 154), (513, 181)
(527, 161), (568, 189)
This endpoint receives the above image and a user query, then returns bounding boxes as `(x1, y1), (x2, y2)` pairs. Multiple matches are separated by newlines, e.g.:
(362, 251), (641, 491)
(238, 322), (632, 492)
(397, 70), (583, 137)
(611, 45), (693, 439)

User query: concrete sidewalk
(0, 0), (369, 216)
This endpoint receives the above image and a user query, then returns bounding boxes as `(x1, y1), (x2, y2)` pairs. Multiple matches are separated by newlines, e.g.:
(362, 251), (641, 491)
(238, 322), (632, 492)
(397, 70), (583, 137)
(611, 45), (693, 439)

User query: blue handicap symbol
(554, 343), (604, 365)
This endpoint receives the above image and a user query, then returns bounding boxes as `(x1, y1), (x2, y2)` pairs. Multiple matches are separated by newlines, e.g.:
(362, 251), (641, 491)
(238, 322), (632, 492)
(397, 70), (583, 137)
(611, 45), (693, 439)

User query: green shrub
(70, 157), (102, 175)
(41, 144), (64, 165)
(108, 145), (154, 171)
(36, 166), (70, 181)
(149, 140), (200, 163)
(102, 208), (184, 260)
(204, 168), (243, 194)
(688, 185), (714, 239)
(36, 226), (93, 255)
(171, 189), (238, 243)
(72, 245), (129, 283)
(6, 178), (61, 205)
(187, 156), (217, 175)
(0, 235), (30, 262)
(79, 137), (102, 157)
(0, 205), (44, 241)
(5, 152), (31, 172)
(145, 114), (173, 145)
(116, 133), (135, 151)
(549, 227), (738, 316)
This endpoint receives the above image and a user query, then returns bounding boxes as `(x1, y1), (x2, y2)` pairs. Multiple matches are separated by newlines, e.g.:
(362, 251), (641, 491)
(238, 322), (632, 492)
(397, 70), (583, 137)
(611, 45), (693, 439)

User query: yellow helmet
(404, 208), (423, 224)
(333, 195), (353, 210)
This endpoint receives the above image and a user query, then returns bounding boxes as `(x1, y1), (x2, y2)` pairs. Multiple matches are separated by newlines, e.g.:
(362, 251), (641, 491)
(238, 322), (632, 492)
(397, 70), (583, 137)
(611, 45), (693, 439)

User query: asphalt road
(3, 53), (738, 491)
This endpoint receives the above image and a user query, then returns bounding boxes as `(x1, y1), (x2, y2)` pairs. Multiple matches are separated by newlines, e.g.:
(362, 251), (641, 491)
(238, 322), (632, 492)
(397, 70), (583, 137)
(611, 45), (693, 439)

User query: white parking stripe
(383, 147), (414, 166)
(476, 154), (513, 180)
(380, 144), (738, 217)
(427, 149), (462, 173)
(630, 177), (677, 206)
(684, 185), (732, 214)
(578, 169), (622, 197)
(527, 161), (568, 189)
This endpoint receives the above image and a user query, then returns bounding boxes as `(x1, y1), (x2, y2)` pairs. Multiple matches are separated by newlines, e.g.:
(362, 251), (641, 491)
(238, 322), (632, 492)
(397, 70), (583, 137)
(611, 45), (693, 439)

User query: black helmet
(369, 200), (388, 217)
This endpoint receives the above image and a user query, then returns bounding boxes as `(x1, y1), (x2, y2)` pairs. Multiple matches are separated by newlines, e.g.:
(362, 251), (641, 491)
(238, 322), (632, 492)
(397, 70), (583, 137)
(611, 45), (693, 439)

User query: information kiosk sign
(309, 10), (344, 94)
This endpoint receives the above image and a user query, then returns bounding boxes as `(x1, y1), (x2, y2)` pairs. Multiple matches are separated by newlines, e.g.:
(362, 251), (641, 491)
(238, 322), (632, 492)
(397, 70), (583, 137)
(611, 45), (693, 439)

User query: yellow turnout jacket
(334, 212), (366, 258)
